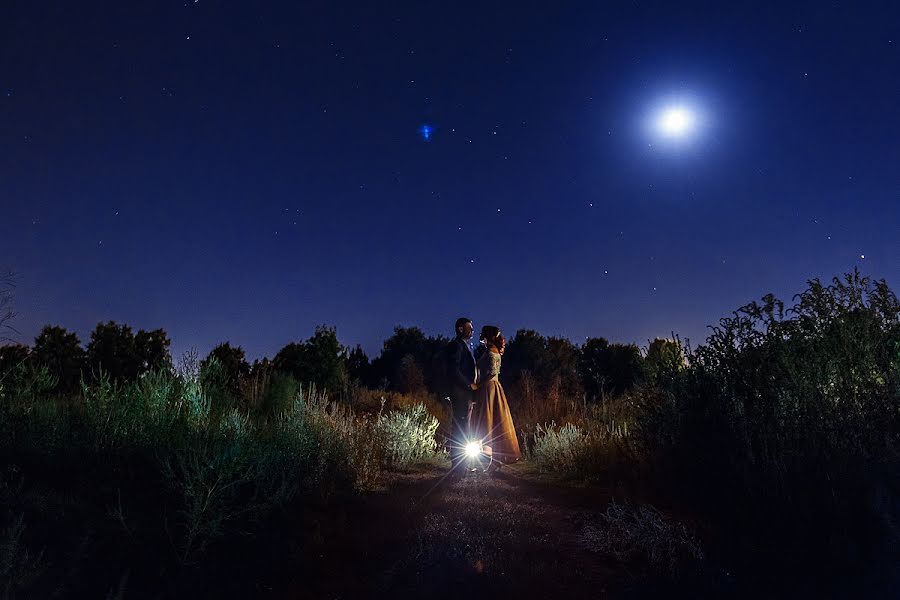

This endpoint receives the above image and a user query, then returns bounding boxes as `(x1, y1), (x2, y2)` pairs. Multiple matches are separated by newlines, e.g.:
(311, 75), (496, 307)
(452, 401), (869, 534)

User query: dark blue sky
(2, 1), (898, 359)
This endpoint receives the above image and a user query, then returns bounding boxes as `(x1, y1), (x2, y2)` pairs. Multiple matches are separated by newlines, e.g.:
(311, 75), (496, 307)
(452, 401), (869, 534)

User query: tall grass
(0, 353), (441, 596)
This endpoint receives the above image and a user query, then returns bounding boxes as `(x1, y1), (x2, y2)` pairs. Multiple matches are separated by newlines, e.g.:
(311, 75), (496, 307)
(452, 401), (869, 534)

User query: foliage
(0, 345), (30, 390)
(273, 326), (347, 397)
(369, 326), (447, 393)
(0, 513), (46, 598)
(581, 500), (703, 577)
(0, 343), (445, 596)
(642, 337), (685, 388)
(86, 321), (172, 384)
(395, 354), (426, 395)
(201, 342), (250, 412)
(86, 321), (138, 383)
(32, 326), (85, 394)
(633, 270), (900, 585)
(375, 402), (441, 468)
(580, 337), (645, 400)
(0, 271), (15, 344)
(345, 344), (371, 385)
(527, 407), (630, 480)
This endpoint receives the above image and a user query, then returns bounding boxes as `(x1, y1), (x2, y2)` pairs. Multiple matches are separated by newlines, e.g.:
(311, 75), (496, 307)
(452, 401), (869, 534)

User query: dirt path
(275, 463), (627, 599)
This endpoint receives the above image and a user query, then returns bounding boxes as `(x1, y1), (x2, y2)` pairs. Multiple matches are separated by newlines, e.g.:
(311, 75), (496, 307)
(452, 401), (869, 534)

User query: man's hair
(455, 317), (472, 334)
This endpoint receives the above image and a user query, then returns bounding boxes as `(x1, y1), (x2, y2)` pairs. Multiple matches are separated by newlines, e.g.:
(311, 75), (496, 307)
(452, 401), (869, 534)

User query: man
(446, 317), (478, 471)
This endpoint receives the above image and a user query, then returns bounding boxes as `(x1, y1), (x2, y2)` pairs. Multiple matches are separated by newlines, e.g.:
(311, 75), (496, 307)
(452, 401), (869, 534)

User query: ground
(272, 462), (632, 599)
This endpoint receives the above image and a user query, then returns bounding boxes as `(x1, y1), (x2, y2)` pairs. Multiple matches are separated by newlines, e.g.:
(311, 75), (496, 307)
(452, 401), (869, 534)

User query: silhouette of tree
(274, 326), (347, 394)
(546, 336), (582, 398)
(86, 321), (140, 382)
(0, 270), (16, 343)
(0, 343), (30, 385)
(580, 337), (645, 399)
(502, 329), (551, 385)
(135, 328), (172, 374)
(579, 337), (611, 400)
(397, 353), (426, 395)
(301, 325), (346, 394)
(346, 344), (371, 385)
(644, 337), (685, 387)
(202, 342), (251, 399)
(605, 342), (644, 396)
(272, 342), (304, 380)
(33, 325), (85, 393)
(370, 326), (447, 393)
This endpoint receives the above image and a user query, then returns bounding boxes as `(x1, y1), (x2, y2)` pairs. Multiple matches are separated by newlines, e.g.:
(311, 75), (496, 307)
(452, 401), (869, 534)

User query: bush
(375, 402), (441, 468)
(527, 411), (629, 480)
(634, 270), (900, 586)
(581, 500), (703, 577)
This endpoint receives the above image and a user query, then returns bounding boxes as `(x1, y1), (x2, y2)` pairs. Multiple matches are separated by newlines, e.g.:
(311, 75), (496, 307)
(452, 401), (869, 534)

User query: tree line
(0, 320), (683, 404)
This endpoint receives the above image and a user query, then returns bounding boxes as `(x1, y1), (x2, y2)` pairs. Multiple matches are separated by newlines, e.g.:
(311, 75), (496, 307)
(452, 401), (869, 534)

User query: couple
(446, 317), (522, 472)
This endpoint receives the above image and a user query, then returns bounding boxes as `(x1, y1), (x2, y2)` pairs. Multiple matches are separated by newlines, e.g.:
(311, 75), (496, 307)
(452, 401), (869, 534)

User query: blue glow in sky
(419, 124), (433, 141)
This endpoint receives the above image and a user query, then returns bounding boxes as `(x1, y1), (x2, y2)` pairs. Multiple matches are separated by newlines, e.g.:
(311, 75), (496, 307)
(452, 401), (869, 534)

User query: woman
(472, 328), (522, 468)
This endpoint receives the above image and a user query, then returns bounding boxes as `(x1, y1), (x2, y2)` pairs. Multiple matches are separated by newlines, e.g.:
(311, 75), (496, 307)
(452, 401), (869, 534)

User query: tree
(579, 337), (611, 401)
(33, 325), (85, 393)
(396, 354), (426, 395)
(86, 321), (138, 382)
(546, 336), (583, 398)
(135, 328), (172, 374)
(502, 329), (551, 385)
(274, 326), (348, 394)
(579, 337), (645, 400)
(272, 342), (304, 381)
(0, 270), (16, 343)
(202, 342), (251, 399)
(346, 344), (371, 385)
(370, 326), (447, 393)
(300, 325), (346, 394)
(604, 343), (644, 395)
(0, 343), (30, 386)
(644, 337), (685, 387)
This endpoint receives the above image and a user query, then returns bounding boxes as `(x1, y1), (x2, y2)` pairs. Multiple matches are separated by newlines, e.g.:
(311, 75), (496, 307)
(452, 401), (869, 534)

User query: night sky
(2, 1), (898, 359)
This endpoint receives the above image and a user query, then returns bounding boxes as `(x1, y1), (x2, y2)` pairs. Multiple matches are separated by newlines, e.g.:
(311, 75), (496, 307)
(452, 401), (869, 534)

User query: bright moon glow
(465, 441), (481, 457)
(656, 106), (696, 138)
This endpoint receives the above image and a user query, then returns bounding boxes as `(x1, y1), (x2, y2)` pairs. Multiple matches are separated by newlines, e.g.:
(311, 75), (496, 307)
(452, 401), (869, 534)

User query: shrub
(0, 513), (45, 597)
(375, 402), (441, 468)
(581, 500), (703, 576)
(634, 270), (900, 585)
(527, 414), (629, 480)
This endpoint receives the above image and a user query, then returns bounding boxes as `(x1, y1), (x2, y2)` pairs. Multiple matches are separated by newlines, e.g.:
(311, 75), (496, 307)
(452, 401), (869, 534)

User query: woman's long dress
(473, 350), (522, 463)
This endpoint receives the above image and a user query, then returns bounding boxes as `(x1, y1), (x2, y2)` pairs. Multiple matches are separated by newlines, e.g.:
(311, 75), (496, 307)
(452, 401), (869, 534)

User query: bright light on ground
(656, 106), (696, 137)
(465, 441), (482, 458)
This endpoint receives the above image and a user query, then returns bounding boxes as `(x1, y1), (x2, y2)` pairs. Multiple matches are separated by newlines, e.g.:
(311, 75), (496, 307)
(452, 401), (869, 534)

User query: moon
(644, 97), (706, 147)
(656, 106), (696, 137)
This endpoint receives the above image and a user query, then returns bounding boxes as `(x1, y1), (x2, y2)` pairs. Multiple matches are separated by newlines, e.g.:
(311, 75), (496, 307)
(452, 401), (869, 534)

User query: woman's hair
(480, 326), (504, 351)
(480, 325), (500, 343)
(494, 333), (506, 353)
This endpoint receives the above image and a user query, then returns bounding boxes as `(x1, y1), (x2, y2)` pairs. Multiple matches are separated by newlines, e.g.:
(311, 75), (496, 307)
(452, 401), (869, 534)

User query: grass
(0, 355), (444, 596)
(580, 499), (703, 577)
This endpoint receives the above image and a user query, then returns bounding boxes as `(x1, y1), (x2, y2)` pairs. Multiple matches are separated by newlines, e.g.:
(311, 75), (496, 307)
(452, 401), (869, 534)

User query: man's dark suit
(446, 336), (477, 466)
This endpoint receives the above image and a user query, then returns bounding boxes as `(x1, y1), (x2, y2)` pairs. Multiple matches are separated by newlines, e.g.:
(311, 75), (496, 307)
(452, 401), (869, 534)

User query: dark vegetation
(0, 269), (897, 597)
